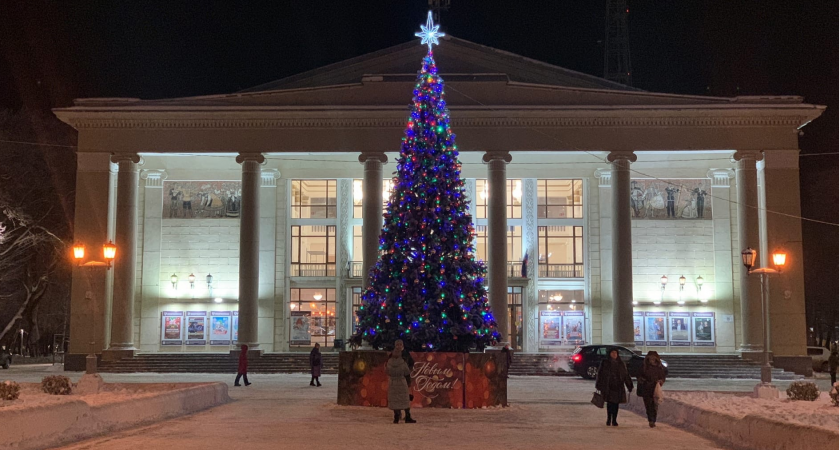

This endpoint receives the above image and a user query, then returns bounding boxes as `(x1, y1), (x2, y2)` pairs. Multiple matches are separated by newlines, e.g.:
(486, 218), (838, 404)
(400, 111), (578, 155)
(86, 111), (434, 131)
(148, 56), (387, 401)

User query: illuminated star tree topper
(415, 10), (445, 52)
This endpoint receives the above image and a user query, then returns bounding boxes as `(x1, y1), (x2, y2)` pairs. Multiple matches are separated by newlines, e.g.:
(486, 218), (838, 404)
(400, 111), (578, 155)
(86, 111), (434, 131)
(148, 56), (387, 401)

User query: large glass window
(291, 225), (336, 276)
(290, 288), (336, 348)
(353, 179), (394, 218)
(351, 287), (363, 328)
(476, 179), (522, 219)
(537, 179), (583, 219)
(538, 289), (585, 311)
(474, 225), (523, 275)
(538, 226), (584, 278)
(291, 180), (337, 219)
(509, 286), (523, 350)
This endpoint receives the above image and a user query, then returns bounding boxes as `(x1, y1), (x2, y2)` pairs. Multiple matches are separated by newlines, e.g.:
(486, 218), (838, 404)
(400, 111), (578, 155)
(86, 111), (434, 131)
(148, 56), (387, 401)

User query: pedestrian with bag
(387, 339), (416, 423)
(310, 343), (322, 387)
(595, 348), (634, 426)
(637, 350), (667, 427)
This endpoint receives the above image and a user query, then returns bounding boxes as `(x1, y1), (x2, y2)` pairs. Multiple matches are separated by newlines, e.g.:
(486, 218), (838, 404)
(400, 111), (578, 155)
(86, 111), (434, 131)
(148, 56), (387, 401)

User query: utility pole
(604, 0), (633, 86)
(428, 0), (451, 24)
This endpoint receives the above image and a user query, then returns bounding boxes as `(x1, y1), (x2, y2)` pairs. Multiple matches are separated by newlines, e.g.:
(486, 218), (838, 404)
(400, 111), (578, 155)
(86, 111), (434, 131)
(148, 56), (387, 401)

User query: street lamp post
(741, 247), (787, 387)
(72, 241), (117, 375)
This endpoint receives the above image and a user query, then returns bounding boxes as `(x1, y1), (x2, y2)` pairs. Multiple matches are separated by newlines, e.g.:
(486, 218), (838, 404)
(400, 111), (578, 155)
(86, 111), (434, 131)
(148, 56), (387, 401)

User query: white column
(608, 151), (636, 348)
(708, 169), (736, 351)
(359, 152), (387, 287)
(139, 170), (166, 352)
(733, 150), (763, 352)
(236, 153), (265, 350)
(595, 168), (614, 344)
(483, 151), (511, 344)
(521, 178), (539, 352)
(107, 153), (142, 357)
(336, 178), (354, 341)
(259, 169), (280, 351)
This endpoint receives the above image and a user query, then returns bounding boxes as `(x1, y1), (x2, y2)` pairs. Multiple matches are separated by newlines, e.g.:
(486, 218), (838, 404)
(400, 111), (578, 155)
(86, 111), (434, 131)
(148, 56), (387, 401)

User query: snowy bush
(42, 375), (72, 395)
(785, 381), (819, 401)
(0, 380), (21, 400)
(830, 382), (838, 407)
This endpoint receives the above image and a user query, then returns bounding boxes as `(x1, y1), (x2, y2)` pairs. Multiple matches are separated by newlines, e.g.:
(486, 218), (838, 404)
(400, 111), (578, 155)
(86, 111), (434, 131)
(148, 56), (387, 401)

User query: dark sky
(1, 1), (837, 322)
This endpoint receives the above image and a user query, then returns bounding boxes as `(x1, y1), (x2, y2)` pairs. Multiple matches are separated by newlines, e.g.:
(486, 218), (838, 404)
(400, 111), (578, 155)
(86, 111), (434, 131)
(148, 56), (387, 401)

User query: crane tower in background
(604, 0), (633, 86)
(428, 0), (451, 23)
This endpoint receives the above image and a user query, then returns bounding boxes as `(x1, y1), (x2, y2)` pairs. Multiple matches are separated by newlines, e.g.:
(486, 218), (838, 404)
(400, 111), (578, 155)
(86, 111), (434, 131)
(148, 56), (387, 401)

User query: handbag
(591, 391), (605, 409)
(653, 382), (665, 404)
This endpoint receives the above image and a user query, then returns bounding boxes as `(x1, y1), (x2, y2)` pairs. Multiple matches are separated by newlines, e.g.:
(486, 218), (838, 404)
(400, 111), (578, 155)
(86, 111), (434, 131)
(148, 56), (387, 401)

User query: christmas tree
(349, 13), (499, 352)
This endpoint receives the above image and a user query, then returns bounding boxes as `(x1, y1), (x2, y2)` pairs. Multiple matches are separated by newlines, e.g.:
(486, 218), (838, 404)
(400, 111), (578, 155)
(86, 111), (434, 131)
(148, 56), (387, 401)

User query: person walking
(637, 351), (667, 428)
(387, 340), (415, 423)
(234, 344), (251, 386)
(595, 348), (633, 426)
(829, 344), (838, 386)
(310, 343), (322, 387)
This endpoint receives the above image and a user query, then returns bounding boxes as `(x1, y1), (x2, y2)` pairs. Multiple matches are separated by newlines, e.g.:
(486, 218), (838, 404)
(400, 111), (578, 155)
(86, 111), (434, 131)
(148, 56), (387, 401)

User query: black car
(569, 345), (668, 379)
(1, 347), (11, 369)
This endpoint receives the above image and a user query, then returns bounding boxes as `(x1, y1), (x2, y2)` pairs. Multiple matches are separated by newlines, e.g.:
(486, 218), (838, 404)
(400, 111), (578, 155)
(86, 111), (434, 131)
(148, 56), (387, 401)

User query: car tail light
(571, 354), (582, 362)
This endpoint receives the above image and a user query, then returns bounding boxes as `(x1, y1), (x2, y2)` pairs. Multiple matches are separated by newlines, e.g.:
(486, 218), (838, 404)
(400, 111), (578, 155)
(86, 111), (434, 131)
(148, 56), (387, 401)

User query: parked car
(569, 345), (668, 379)
(807, 346), (831, 372)
(1, 347), (11, 369)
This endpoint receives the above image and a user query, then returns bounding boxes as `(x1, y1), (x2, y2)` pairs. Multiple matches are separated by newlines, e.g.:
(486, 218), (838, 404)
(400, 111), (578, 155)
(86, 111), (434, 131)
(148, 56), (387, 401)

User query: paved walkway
(0, 365), (743, 450)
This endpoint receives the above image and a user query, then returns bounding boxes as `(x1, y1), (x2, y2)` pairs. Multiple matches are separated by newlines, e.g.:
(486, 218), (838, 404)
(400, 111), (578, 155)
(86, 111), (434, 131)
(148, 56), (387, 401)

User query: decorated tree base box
(337, 351), (507, 409)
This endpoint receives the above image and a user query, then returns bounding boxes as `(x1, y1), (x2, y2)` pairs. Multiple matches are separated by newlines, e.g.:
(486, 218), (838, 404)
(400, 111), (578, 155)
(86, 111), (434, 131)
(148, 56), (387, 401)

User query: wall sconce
(678, 275), (686, 305)
(656, 275), (667, 305)
(188, 273), (196, 289)
(696, 276), (704, 291)
(170, 274), (178, 289)
(206, 273), (214, 297)
(214, 297), (223, 303)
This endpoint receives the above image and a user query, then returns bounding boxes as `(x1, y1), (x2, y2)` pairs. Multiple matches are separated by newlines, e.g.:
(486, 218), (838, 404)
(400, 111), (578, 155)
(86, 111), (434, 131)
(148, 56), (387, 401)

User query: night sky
(1, 1), (837, 323)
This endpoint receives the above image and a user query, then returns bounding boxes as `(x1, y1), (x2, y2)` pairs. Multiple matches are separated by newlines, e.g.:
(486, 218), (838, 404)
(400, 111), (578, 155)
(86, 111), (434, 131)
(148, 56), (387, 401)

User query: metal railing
(507, 261), (526, 278)
(349, 261), (364, 278)
(290, 263), (336, 277)
(538, 263), (584, 278)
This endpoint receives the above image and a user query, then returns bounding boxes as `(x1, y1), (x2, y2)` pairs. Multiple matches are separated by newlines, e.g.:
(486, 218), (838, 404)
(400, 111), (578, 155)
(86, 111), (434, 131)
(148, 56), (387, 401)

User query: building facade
(55, 37), (824, 369)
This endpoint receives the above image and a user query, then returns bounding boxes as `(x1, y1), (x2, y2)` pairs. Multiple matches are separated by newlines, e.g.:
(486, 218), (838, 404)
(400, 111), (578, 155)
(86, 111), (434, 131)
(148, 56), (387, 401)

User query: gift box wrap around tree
(349, 51), (499, 352)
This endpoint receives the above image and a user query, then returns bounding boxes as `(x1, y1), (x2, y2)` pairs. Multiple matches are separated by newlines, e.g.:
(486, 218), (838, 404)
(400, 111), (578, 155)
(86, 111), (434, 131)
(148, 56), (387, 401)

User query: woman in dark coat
(310, 343), (322, 387)
(234, 344), (251, 386)
(637, 350), (667, 427)
(595, 348), (633, 426)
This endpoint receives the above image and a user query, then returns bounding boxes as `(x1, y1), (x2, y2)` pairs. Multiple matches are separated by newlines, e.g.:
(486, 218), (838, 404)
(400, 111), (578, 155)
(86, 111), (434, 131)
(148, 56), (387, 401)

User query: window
(291, 225), (336, 276)
(537, 179), (583, 219)
(353, 179), (394, 218)
(509, 287), (523, 350)
(474, 225), (523, 275)
(291, 180), (337, 218)
(806, 348), (824, 356)
(538, 226), (584, 278)
(351, 287), (363, 327)
(290, 288), (336, 348)
(538, 289), (585, 312)
(475, 179), (522, 219)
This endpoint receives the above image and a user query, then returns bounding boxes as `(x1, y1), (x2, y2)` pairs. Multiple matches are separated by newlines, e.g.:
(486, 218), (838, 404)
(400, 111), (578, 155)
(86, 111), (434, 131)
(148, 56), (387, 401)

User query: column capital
(731, 150), (764, 163)
(707, 169), (735, 188)
(594, 168), (612, 187)
(110, 153), (142, 165)
(482, 151), (512, 164)
(236, 152), (266, 164)
(606, 151), (637, 163)
(140, 169), (168, 187)
(358, 152), (388, 164)
(261, 169), (281, 187)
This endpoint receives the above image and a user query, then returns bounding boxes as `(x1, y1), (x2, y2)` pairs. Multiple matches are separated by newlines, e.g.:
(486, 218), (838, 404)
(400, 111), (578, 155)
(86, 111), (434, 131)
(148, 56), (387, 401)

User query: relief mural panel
(630, 178), (711, 220)
(163, 181), (242, 219)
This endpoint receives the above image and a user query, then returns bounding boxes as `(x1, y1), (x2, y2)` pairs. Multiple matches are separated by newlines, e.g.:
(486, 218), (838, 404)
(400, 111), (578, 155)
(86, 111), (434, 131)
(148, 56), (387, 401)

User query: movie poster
(539, 311), (563, 347)
(232, 311), (239, 343)
(185, 311), (207, 345)
(161, 311), (183, 345)
(644, 312), (667, 346)
(562, 311), (585, 345)
(209, 311), (231, 345)
(290, 311), (312, 345)
(668, 312), (691, 346)
(692, 312), (716, 346)
(633, 313), (644, 346)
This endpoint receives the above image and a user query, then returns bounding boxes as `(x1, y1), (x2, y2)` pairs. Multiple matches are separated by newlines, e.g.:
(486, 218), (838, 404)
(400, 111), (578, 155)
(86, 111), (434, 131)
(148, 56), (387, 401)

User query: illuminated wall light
(214, 297), (223, 304)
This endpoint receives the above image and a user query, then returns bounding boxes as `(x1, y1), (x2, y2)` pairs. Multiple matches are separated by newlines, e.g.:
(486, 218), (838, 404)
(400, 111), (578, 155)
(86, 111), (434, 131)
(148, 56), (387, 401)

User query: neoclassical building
(55, 36), (824, 371)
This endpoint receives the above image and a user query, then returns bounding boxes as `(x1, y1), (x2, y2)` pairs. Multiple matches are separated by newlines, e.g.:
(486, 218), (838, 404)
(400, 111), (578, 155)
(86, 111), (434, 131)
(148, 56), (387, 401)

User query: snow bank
(627, 390), (838, 450)
(0, 382), (230, 450)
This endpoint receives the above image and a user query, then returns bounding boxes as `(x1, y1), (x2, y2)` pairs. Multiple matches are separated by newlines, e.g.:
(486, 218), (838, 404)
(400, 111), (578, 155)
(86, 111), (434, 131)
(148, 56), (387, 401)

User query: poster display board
(539, 311), (563, 346)
(186, 311), (207, 345)
(633, 313), (645, 346)
(209, 311), (232, 345)
(692, 312), (716, 346)
(290, 311), (312, 346)
(644, 312), (667, 346)
(668, 312), (691, 346)
(562, 311), (585, 345)
(232, 311), (239, 343)
(161, 311), (183, 345)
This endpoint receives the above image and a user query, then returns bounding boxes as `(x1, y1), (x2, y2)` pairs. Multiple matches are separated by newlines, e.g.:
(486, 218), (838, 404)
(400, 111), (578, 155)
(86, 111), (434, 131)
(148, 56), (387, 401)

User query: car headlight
(661, 361), (668, 368)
